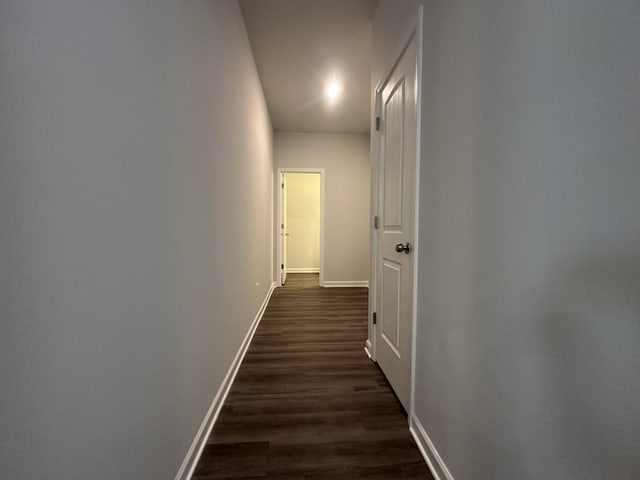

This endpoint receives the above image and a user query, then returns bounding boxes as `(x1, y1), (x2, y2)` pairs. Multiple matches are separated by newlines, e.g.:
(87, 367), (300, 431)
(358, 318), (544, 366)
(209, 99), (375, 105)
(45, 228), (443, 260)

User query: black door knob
(395, 242), (411, 254)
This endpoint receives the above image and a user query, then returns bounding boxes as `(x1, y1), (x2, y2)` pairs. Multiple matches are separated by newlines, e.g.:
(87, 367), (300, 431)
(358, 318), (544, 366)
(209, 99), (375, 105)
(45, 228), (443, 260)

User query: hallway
(4, 1), (639, 478)
(193, 274), (431, 479)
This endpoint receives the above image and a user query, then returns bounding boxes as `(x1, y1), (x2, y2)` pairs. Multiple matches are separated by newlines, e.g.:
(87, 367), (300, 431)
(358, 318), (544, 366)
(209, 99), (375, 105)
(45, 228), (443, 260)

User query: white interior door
(375, 35), (417, 411)
(281, 174), (287, 285)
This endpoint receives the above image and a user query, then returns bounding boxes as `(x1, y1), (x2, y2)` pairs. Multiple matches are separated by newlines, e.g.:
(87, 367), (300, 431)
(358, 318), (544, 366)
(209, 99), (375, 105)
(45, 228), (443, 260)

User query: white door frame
(369, 6), (423, 422)
(276, 168), (326, 287)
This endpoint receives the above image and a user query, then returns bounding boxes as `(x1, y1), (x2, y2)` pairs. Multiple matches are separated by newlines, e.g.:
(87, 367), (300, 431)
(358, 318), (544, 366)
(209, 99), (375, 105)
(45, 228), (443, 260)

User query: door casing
(281, 174), (288, 285)
(369, 7), (424, 423)
(276, 168), (325, 287)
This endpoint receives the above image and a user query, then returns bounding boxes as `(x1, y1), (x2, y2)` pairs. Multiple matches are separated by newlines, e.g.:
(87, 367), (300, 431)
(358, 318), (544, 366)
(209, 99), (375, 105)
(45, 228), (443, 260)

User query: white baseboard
(410, 414), (455, 480)
(285, 267), (320, 273)
(322, 280), (370, 288)
(174, 282), (277, 480)
(364, 339), (373, 359)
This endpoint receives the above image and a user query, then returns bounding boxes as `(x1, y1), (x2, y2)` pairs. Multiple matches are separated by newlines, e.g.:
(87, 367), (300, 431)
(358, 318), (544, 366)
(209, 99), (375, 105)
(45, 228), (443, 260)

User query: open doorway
(277, 168), (325, 287)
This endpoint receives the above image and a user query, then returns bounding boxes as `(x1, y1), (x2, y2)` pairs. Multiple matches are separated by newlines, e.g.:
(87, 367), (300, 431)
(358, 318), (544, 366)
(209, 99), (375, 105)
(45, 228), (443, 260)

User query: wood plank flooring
(193, 274), (432, 480)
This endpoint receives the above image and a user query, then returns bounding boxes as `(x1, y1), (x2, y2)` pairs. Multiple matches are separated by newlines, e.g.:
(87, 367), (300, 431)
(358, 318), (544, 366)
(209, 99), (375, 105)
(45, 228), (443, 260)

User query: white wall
(374, 1), (640, 479)
(0, 1), (273, 478)
(285, 173), (321, 272)
(275, 133), (370, 284)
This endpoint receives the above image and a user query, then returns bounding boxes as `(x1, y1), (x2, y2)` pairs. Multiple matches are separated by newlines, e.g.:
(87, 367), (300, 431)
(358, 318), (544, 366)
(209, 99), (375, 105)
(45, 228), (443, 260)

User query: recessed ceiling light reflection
(324, 80), (343, 103)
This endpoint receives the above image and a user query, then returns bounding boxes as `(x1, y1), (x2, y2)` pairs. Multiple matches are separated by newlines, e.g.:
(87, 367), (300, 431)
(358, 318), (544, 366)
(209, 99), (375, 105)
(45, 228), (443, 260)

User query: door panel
(381, 260), (401, 355)
(383, 79), (405, 230)
(375, 35), (417, 411)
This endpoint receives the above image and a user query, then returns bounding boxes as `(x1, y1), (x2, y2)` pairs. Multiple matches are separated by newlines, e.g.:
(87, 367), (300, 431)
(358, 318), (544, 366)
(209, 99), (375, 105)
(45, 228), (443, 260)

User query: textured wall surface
(373, 1), (640, 478)
(0, 1), (273, 478)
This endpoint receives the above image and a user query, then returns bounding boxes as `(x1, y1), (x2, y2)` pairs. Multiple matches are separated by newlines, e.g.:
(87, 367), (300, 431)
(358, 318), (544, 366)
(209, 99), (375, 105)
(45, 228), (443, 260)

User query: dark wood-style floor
(193, 273), (432, 479)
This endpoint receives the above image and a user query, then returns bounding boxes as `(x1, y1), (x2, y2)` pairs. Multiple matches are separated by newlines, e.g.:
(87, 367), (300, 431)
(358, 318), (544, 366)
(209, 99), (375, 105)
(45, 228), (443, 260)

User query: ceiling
(240, 0), (377, 134)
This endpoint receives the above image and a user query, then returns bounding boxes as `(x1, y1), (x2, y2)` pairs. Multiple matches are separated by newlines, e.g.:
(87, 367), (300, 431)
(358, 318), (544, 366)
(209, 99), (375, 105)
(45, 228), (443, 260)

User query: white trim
(409, 3), (424, 433)
(174, 282), (277, 480)
(368, 92), (379, 363)
(276, 168), (325, 288)
(364, 339), (373, 359)
(410, 414), (455, 480)
(322, 280), (369, 288)
(286, 267), (320, 274)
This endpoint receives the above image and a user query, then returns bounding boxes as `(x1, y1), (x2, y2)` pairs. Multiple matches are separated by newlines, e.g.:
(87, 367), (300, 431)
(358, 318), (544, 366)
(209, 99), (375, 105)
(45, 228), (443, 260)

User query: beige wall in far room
(285, 173), (321, 272)
(275, 132), (370, 285)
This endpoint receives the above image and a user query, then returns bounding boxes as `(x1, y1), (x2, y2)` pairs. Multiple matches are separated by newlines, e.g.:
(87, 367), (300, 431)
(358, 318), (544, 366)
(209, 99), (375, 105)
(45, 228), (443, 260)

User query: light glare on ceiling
(324, 80), (342, 103)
